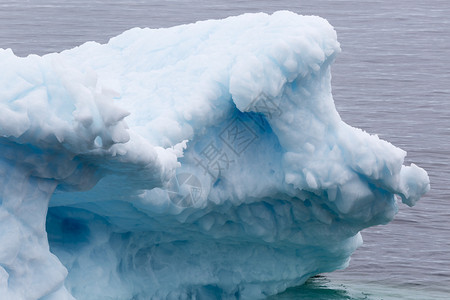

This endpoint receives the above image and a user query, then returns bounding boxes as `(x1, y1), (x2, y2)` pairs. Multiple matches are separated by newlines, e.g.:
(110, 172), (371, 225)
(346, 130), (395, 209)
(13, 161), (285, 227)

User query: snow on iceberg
(0, 11), (429, 300)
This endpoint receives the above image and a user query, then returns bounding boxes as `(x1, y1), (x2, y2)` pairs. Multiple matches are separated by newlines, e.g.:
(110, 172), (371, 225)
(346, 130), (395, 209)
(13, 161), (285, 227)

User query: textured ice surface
(0, 11), (429, 300)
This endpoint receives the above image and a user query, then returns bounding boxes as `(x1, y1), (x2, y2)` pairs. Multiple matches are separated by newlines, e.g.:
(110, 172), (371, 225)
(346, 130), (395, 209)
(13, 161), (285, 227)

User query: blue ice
(0, 11), (429, 300)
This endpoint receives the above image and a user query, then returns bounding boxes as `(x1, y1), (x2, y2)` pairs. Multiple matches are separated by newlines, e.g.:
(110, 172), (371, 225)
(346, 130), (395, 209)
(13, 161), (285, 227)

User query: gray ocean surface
(1, 1), (449, 299)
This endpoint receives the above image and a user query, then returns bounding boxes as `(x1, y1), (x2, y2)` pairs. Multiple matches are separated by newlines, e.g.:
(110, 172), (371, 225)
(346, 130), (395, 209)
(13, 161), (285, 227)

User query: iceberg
(0, 11), (429, 300)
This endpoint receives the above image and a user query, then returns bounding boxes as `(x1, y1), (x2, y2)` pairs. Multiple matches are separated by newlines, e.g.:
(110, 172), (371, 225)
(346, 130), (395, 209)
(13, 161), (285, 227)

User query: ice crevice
(0, 11), (429, 299)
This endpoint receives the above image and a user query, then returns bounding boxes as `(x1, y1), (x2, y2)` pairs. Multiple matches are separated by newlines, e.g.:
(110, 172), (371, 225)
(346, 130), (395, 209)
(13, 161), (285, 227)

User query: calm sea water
(1, 1), (449, 299)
